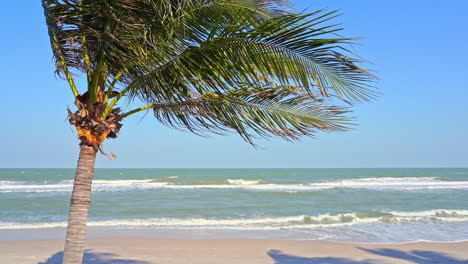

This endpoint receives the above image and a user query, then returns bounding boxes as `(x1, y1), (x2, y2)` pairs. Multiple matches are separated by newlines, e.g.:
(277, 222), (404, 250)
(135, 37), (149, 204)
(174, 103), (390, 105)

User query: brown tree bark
(62, 144), (97, 264)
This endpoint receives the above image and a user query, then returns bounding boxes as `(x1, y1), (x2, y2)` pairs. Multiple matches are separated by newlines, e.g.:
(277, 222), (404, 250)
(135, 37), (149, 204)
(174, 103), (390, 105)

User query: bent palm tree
(42, 0), (376, 263)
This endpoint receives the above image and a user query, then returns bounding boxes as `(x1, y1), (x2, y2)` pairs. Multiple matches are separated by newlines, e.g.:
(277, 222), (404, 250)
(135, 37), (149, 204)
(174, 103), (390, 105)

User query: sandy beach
(1, 237), (467, 264)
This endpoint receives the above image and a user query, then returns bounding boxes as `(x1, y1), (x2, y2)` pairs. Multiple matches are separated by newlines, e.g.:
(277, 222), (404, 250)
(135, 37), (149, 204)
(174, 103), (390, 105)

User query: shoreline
(2, 227), (468, 245)
(1, 237), (467, 264)
(3, 226), (468, 244)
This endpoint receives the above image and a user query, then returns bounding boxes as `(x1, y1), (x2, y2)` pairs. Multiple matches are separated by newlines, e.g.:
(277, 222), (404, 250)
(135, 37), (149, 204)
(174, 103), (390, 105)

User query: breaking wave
(227, 179), (264, 185)
(0, 179), (171, 193)
(1, 209), (468, 230)
(1, 177), (468, 193)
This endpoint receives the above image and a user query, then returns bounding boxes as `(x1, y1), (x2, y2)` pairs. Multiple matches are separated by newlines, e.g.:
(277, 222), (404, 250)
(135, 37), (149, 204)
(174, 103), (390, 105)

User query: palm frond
(129, 9), (376, 105)
(150, 87), (351, 145)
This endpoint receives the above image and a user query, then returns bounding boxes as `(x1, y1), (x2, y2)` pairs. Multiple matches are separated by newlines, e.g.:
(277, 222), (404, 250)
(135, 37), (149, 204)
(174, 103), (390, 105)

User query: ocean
(1, 168), (467, 243)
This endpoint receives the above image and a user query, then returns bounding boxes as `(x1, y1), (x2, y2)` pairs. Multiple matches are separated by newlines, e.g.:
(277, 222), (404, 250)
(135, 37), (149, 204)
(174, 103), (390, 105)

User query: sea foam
(1, 177), (468, 193)
(2, 209), (468, 230)
(227, 179), (263, 185)
(0, 179), (171, 193)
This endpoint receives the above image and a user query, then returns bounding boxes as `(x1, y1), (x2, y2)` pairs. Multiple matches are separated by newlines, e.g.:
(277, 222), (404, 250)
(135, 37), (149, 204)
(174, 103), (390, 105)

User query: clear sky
(1, 1), (467, 168)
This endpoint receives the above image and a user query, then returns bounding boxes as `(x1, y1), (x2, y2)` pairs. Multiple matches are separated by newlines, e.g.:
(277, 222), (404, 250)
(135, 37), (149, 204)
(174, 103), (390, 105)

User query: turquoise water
(1, 168), (468, 242)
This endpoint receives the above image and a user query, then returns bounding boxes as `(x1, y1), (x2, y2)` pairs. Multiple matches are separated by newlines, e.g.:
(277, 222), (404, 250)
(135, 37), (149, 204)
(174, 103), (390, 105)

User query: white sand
(0, 237), (467, 264)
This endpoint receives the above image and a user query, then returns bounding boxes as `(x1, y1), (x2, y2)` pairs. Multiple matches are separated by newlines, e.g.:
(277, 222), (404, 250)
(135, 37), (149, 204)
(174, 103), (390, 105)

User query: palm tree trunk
(63, 144), (97, 264)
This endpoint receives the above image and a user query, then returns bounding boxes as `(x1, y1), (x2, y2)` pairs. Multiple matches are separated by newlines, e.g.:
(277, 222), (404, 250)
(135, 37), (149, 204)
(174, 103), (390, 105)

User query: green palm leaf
(128, 9), (376, 105)
(145, 86), (351, 145)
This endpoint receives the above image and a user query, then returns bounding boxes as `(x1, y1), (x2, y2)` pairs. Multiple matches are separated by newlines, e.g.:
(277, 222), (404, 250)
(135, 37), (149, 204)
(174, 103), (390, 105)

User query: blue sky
(1, 1), (467, 168)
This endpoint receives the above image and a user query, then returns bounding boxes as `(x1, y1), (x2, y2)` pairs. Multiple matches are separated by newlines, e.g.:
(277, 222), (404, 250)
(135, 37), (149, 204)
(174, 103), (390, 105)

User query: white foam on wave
(2, 209), (468, 230)
(0, 179), (171, 193)
(1, 177), (468, 193)
(387, 209), (468, 221)
(227, 179), (263, 185)
(0, 181), (21, 184)
(308, 177), (468, 191)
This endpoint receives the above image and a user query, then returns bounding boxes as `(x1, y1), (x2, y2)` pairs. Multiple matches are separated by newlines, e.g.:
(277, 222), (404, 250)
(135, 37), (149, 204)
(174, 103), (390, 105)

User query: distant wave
(2, 209), (468, 230)
(227, 179), (263, 185)
(1, 177), (468, 193)
(158, 176), (179, 181)
(309, 177), (468, 190)
(0, 179), (171, 193)
(194, 179), (263, 185)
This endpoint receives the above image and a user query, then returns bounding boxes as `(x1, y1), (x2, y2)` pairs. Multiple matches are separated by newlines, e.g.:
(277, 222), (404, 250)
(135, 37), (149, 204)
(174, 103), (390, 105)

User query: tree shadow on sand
(268, 248), (467, 264)
(268, 249), (383, 264)
(358, 247), (467, 264)
(38, 250), (151, 264)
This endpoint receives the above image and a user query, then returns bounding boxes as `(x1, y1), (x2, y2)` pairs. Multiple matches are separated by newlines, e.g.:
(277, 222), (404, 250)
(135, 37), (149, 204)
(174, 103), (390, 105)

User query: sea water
(1, 168), (467, 243)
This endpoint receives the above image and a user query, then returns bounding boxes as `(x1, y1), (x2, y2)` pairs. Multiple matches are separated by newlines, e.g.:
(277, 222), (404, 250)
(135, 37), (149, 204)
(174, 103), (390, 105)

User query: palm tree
(41, 0), (376, 263)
